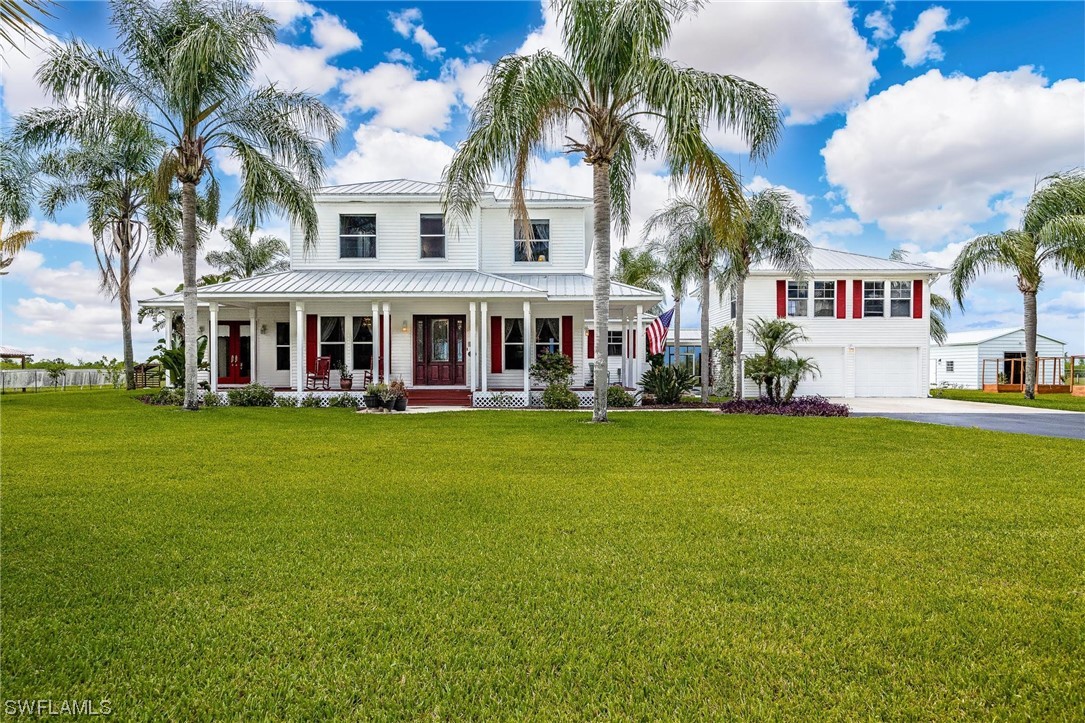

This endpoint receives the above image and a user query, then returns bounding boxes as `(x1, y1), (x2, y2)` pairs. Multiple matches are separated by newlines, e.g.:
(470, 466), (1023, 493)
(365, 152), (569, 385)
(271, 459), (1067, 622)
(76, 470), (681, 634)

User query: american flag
(645, 306), (675, 356)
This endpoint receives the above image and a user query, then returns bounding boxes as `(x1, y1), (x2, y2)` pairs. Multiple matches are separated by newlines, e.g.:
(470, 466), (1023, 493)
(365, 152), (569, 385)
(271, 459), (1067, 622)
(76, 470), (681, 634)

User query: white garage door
(855, 347), (919, 397)
(794, 347), (846, 397)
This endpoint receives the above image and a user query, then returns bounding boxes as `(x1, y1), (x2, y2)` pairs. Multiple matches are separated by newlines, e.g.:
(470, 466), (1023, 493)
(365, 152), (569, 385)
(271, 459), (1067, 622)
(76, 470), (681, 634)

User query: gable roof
(751, 247), (947, 274)
(317, 179), (592, 203)
(939, 327), (1066, 346)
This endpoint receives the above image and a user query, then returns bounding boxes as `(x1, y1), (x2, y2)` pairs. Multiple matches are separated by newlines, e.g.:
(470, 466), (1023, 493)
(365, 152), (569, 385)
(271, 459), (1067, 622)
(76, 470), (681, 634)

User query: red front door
(413, 315), (466, 385)
(217, 321), (252, 385)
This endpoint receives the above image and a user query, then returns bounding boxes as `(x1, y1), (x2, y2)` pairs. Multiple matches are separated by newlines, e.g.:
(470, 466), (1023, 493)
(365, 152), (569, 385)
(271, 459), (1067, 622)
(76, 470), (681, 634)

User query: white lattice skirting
(472, 390), (595, 408)
(198, 390), (369, 408)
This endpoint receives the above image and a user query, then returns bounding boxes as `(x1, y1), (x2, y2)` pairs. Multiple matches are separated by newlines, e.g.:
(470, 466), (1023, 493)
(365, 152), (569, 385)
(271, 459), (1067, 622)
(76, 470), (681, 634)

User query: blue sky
(1, 0), (1083, 361)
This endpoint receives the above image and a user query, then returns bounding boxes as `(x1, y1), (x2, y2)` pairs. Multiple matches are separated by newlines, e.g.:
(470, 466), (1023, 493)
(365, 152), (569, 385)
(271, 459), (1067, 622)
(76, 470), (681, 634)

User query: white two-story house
(710, 248), (947, 398)
(140, 180), (662, 406)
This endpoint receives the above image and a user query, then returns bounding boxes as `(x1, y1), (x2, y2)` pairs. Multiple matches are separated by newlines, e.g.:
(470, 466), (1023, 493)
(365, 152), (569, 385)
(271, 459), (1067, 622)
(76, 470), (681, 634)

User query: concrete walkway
(837, 397), (1084, 440)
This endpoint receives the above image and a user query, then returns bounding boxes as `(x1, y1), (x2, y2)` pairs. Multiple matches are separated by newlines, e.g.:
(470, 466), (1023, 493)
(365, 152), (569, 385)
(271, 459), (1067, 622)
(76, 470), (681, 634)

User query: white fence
(0, 368), (122, 392)
(472, 390), (595, 408)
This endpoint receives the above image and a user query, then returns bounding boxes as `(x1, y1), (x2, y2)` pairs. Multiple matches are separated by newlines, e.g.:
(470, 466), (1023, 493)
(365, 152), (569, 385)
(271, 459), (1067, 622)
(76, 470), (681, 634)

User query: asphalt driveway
(837, 397), (1085, 440)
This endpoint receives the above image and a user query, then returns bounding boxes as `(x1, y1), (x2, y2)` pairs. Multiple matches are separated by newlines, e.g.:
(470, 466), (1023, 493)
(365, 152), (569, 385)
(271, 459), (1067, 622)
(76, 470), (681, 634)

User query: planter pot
(363, 394), (380, 409)
(393, 396), (407, 412)
(383, 398), (396, 410)
(340, 378), (354, 391)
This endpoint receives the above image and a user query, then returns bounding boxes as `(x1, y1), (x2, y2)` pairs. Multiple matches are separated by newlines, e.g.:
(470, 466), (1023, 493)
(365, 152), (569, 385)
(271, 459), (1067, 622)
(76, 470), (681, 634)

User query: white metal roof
(139, 270), (662, 306)
(502, 273), (663, 302)
(939, 327), (1066, 346)
(751, 247), (947, 274)
(0, 346), (34, 357)
(317, 179), (591, 203)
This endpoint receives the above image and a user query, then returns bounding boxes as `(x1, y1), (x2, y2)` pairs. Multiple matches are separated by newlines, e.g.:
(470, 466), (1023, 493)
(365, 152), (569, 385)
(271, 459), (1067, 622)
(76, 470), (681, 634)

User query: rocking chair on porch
(306, 356), (332, 390)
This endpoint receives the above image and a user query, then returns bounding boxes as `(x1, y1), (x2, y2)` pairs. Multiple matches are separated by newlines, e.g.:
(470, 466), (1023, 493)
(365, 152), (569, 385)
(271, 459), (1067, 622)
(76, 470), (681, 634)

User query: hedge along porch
(140, 270), (662, 406)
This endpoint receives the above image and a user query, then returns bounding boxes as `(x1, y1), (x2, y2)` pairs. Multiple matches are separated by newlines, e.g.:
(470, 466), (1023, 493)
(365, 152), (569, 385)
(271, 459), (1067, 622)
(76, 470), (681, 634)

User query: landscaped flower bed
(719, 396), (849, 417)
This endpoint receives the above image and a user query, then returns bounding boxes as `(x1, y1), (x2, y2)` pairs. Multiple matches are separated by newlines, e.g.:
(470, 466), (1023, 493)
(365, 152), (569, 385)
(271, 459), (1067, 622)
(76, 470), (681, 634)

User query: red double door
(413, 315), (466, 385)
(217, 321), (251, 385)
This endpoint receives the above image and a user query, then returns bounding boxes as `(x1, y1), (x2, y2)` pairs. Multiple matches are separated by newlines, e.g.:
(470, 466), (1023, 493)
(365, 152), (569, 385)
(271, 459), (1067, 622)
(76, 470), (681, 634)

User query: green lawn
(932, 387), (1085, 412)
(3, 390), (1083, 719)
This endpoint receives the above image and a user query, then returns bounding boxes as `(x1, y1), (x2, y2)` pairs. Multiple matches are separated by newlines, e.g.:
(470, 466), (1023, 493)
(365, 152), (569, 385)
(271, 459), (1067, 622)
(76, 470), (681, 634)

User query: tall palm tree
(207, 227), (289, 279)
(442, 0), (781, 422)
(889, 248), (952, 345)
(611, 246), (663, 293)
(16, 108), (180, 389)
(0, 0), (54, 47)
(0, 137), (37, 272)
(715, 188), (810, 399)
(33, 0), (340, 410)
(951, 169), (1085, 399)
(645, 197), (736, 402)
(657, 242), (695, 374)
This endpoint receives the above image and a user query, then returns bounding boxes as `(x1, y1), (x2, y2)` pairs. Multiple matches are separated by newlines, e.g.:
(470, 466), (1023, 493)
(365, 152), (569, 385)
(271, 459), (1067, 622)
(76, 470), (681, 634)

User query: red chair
(306, 356), (331, 390)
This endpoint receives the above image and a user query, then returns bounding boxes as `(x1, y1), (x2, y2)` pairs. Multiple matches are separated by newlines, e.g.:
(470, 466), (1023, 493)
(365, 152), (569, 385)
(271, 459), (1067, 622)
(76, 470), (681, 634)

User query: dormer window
(514, 219), (550, 262)
(339, 215), (376, 258)
(420, 214), (445, 259)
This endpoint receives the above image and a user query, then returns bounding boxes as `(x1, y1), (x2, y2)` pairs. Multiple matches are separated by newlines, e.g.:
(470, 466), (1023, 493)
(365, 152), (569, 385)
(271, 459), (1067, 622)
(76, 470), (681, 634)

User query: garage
(794, 346), (846, 397)
(855, 347), (920, 397)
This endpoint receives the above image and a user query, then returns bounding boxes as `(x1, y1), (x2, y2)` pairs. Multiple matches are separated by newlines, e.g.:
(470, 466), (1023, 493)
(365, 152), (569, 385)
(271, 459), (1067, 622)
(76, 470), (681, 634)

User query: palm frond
(949, 231), (1026, 308)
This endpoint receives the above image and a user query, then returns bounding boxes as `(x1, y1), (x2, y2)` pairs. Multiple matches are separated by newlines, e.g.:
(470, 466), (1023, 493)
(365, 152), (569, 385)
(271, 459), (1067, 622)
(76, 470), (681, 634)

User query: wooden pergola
(980, 355), (1073, 394)
(1, 345), (35, 392)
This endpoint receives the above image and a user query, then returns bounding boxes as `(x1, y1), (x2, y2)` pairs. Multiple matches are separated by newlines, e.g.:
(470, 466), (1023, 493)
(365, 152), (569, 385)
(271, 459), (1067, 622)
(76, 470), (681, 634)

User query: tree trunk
(700, 265), (710, 402)
(118, 224), (135, 390)
(1023, 289), (1038, 399)
(181, 180), (199, 411)
(591, 161), (612, 422)
(734, 278), (745, 399)
(672, 292), (680, 371)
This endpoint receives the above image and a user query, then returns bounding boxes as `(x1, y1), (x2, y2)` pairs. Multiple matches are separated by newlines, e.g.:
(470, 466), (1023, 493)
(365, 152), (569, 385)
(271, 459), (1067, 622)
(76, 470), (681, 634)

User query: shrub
(639, 365), (696, 404)
(718, 396), (849, 417)
(710, 326), (734, 396)
(143, 387), (183, 405)
(202, 391), (224, 407)
(530, 352), (573, 387)
(542, 383), (580, 409)
(328, 393), (361, 409)
(606, 385), (635, 408)
(226, 383), (276, 407)
(275, 395), (298, 408)
(300, 394), (322, 408)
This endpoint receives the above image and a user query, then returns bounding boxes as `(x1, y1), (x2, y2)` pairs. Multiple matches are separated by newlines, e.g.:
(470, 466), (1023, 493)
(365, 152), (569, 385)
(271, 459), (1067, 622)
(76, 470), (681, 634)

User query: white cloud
(252, 0), (316, 26)
(27, 219), (94, 245)
(442, 57), (490, 109)
(746, 176), (812, 218)
(340, 63), (458, 136)
(327, 125), (456, 184)
(897, 6), (968, 67)
(0, 28), (62, 115)
(385, 48), (413, 64)
(464, 36), (489, 56)
(822, 67), (1085, 244)
(807, 218), (863, 249)
(254, 10), (360, 94)
(519, 1), (878, 128)
(389, 8), (445, 61)
(865, 8), (895, 41)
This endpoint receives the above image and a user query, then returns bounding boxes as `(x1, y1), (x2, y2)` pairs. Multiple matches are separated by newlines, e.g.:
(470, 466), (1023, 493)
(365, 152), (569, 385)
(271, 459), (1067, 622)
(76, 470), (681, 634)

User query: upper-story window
(787, 281), (808, 317)
(863, 281), (885, 317)
(514, 219), (550, 263)
(420, 214), (445, 259)
(813, 281), (835, 317)
(889, 281), (912, 317)
(339, 215), (376, 258)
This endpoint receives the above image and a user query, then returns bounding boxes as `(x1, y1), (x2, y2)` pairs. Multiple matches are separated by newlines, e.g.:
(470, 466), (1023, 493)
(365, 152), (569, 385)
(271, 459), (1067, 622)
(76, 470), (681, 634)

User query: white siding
(482, 301), (589, 389)
(291, 202), (479, 270)
(929, 345), (978, 388)
(479, 206), (589, 275)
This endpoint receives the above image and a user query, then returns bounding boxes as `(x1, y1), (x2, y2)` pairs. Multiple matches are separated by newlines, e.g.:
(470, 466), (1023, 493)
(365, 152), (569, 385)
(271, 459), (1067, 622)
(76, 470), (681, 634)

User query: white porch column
(208, 303), (219, 393)
(248, 307), (257, 383)
(621, 308), (629, 387)
(382, 301), (391, 382)
(468, 301), (477, 391)
(371, 301), (380, 385)
(522, 300), (531, 401)
(295, 301), (305, 393)
(480, 301), (489, 392)
(635, 304), (645, 388)
(165, 311), (175, 386)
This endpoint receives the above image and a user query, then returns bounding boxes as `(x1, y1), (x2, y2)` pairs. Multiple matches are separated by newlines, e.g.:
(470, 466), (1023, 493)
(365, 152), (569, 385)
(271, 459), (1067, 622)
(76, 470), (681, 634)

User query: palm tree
(889, 248), (952, 345)
(715, 188), (810, 399)
(951, 169), (1085, 399)
(442, 0), (781, 422)
(207, 227), (289, 278)
(33, 0), (341, 410)
(0, 0), (54, 47)
(0, 137), (36, 271)
(611, 246), (663, 293)
(16, 108), (179, 389)
(657, 241), (695, 375)
(645, 197), (735, 402)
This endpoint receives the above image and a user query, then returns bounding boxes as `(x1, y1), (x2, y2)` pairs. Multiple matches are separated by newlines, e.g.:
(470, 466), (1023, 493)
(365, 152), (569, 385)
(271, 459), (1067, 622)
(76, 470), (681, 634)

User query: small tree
(531, 352), (578, 409)
(710, 326), (734, 397)
(744, 317), (820, 403)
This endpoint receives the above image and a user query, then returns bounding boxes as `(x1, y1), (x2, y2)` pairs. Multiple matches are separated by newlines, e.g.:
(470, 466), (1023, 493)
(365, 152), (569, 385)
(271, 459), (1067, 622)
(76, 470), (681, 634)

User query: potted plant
(364, 382), (384, 410)
(390, 378), (408, 411)
(377, 382), (398, 410)
(338, 362), (354, 390)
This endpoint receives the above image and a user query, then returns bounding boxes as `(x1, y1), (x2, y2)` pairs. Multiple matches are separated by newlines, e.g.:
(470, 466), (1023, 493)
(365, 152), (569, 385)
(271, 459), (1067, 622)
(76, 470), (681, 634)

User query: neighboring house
(931, 327), (1066, 389)
(709, 247), (947, 398)
(139, 180), (662, 406)
(586, 319), (702, 387)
